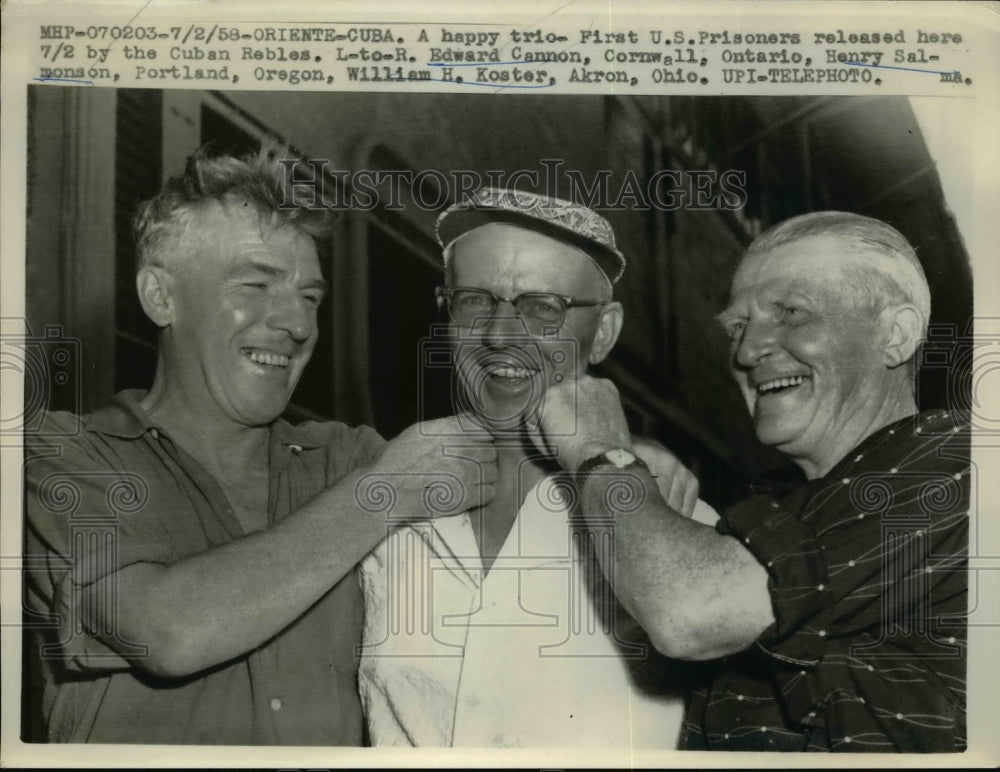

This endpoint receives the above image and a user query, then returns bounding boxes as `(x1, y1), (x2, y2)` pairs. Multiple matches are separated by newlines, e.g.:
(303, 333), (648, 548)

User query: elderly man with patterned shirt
(530, 211), (969, 752)
(358, 188), (715, 750)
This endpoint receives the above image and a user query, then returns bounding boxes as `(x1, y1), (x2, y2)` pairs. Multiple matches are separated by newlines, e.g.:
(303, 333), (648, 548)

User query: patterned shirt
(681, 410), (969, 752)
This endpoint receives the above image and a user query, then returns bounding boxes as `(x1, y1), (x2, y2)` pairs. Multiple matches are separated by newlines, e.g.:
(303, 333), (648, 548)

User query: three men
(533, 211), (969, 751)
(358, 188), (710, 748)
(23, 149), (496, 744)
(23, 146), (968, 753)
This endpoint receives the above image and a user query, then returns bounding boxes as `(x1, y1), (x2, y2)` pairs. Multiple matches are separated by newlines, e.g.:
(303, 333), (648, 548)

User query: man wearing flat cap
(357, 188), (714, 748)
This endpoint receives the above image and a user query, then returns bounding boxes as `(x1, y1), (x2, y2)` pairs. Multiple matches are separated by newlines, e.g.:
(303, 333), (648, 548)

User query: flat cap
(436, 187), (626, 285)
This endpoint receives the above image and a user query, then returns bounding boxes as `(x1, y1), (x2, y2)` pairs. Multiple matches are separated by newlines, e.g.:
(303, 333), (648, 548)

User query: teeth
(489, 365), (531, 379)
(758, 375), (807, 394)
(245, 349), (290, 368)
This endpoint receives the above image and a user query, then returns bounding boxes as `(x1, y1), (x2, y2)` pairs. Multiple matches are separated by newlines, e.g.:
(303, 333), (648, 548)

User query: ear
(136, 266), (177, 328)
(589, 301), (623, 365)
(880, 304), (922, 368)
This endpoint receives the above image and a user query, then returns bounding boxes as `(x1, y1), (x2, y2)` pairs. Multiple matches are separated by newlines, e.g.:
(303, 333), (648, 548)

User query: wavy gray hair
(132, 144), (334, 271)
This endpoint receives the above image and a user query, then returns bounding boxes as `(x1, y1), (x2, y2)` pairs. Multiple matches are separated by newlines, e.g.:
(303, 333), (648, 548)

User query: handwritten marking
(33, 77), (95, 86)
(450, 79), (553, 89)
(427, 60), (533, 68)
(842, 60), (958, 77)
(387, 75), (553, 89)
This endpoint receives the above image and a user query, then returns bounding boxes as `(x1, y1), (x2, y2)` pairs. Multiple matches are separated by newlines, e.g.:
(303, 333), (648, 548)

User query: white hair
(746, 211), (931, 335)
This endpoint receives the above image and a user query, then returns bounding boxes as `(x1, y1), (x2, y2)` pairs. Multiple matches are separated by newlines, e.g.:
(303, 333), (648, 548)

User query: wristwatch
(575, 447), (648, 486)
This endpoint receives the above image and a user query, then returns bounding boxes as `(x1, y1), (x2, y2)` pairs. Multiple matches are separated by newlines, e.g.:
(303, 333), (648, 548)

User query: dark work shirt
(681, 410), (969, 752)
(23, 390), (385, 744)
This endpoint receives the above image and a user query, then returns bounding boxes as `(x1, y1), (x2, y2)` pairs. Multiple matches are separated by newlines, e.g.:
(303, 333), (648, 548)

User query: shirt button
(270, 698), (283, 711)
(149, 428), (159, 440)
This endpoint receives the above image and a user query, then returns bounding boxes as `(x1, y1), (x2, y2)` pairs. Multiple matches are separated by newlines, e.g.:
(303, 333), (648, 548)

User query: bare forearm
(579, 468), (773, 660)
(89, 465), (388, 677)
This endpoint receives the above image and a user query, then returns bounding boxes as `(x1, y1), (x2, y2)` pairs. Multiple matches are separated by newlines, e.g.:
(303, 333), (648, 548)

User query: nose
(481, 301), (531, 347)
(268, 291), (314, 343)
(733, 315), (778, 369)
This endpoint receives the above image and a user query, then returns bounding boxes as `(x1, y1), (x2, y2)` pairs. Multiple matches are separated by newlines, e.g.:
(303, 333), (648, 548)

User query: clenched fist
(357, 415), (497, 522)
(526, 375), (632, 473)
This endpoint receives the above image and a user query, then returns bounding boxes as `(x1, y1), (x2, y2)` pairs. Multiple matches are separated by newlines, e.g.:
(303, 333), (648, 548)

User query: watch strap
(575, 448), (649, 488)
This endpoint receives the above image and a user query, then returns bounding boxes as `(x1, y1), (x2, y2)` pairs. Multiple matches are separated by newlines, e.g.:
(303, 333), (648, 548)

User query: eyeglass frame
(435, 285), (608, 336)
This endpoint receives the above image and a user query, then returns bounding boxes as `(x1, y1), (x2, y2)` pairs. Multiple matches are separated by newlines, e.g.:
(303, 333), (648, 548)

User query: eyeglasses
(436, 286), (606, 337)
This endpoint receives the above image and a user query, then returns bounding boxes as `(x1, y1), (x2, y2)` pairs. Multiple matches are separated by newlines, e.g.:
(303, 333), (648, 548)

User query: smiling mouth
(757, 374), (809, 395)
(483, 363), (538, 385)
(243, 348), (291, 369)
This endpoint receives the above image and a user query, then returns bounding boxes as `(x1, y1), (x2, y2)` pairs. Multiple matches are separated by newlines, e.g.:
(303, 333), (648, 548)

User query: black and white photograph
(2, 1), (998, 768)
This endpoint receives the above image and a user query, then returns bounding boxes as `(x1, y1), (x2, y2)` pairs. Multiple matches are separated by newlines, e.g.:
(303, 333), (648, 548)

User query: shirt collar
(85, 390), (329, 451)
(427, 476), (569, 586)
(83, 390), (158, 439)
(268, 417), (334, 451)
(749, 411), (930, 503)
(821, 410), (926, 482)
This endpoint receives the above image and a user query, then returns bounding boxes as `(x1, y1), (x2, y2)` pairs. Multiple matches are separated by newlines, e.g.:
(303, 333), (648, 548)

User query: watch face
(605, 448), (637, 468)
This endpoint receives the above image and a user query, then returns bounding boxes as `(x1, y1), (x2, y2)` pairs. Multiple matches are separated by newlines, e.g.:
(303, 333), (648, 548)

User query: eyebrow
(714, 307), (742, 329)
(303, 278), (330, 295)
(229, 261), (285, 281)
(230, 261), (329, 294)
